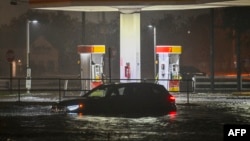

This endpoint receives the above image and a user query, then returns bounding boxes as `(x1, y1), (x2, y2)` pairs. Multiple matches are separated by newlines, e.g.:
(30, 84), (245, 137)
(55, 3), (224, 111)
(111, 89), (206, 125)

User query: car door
(85, 86), (113, 114)
(112, 85), (136, 114)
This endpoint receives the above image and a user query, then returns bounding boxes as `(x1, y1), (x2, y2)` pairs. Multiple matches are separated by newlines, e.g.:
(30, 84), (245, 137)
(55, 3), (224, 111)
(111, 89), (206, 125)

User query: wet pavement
(0, 92), (250, 141)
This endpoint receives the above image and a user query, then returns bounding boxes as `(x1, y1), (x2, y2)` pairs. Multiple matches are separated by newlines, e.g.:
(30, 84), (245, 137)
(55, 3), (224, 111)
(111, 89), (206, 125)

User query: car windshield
(88, 88), (106, 97)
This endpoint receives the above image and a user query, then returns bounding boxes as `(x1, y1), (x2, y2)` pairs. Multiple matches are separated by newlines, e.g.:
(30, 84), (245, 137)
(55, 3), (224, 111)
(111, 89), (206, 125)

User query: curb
(232, 92), (250, 96)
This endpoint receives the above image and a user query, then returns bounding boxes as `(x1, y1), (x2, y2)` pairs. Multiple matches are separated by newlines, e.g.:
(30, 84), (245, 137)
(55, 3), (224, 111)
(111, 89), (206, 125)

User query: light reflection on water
(63, 112), (177, 141)
(0, 105), (53, 117)
(1, 97), (250, 141)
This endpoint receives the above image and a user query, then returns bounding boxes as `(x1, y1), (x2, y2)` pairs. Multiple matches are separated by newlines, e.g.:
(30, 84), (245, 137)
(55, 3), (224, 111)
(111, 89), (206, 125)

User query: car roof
(102, 82), (161, 87)
(81, 82), (169, 97)
(88, 82), (165, 92)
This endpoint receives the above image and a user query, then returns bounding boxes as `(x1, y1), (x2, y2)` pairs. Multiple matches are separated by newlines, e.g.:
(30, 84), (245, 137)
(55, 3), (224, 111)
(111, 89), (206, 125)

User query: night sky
(0, 1), (28, 26)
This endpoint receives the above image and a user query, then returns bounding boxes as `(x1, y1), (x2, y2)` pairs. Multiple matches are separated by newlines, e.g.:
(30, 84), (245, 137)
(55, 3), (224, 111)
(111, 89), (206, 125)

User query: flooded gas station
(1, 1), (250, 141)
(0, 93), (249, 141)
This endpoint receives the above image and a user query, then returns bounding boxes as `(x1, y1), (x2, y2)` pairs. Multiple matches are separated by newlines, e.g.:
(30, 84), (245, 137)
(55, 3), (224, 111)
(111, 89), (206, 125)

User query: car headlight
(66, 104), (85, 111)
(67, 105), (79, 111)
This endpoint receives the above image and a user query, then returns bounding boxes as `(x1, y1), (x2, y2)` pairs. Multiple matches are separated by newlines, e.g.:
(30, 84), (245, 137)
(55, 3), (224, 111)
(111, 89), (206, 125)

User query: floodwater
(0, 93), (250, 141)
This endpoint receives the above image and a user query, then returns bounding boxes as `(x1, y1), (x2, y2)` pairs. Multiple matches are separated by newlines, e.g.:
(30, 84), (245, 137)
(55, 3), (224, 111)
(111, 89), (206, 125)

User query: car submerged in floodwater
(51, 82), (177, 117)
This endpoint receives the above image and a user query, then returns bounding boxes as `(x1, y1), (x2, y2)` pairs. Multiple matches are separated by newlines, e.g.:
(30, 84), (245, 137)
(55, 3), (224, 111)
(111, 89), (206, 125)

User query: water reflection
(1, 96), (249, 141)
(63, 113), (177, 141)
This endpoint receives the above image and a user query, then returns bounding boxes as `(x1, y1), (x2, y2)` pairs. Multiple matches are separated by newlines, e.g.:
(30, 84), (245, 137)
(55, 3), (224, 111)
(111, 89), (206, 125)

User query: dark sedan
(51, 82), (177, 117)
(180, 66), (206, 79)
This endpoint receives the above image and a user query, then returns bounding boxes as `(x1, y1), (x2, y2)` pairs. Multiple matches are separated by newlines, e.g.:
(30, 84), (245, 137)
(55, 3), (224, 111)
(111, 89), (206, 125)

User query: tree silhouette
(0, 10), (120, 77)
(221, 7), (250, 90)
(0, 10), (82, 76)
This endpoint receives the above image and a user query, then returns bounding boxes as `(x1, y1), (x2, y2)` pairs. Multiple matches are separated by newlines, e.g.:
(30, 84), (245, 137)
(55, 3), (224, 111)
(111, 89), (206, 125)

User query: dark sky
(0, 0), (209, 26)
(0, 1), (120, 26)
(0, 1), (28, 26)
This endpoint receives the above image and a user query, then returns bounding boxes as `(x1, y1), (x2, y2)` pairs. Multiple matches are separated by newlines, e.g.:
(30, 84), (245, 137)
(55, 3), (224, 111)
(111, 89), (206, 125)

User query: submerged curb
(232, 91), (250, 96)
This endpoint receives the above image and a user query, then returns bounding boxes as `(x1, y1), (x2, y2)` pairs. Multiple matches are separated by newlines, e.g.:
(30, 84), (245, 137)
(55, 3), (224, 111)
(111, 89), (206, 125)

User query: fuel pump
(91, 63), (103, 88)
(91, 64), (102, 81)
(170, 64), (179, 79)
(156, 45), (182, 91)
(78, 45), (105, 91)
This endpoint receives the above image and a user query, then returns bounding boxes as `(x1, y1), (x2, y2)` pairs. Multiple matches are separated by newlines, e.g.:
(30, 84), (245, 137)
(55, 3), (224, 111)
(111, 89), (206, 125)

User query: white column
(120, 13), (141, 82)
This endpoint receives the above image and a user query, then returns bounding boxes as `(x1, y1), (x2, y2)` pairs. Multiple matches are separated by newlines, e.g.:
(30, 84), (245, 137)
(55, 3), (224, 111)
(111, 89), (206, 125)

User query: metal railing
(1, 76), (249, 103)
(0, 77), (193, 102)
(194, 76), (250, 92)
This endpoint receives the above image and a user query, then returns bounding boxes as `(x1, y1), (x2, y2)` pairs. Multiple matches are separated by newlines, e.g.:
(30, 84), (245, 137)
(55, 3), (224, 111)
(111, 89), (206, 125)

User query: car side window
(152, 87), (163, 95)
(117, 87), (126, 96)
(120, 87), (126, 96)
(122, 86), (133, 97)
(106, 87), (120, 97)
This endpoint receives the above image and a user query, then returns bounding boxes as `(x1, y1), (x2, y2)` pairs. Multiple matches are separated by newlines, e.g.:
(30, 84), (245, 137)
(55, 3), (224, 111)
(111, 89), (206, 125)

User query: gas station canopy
(78, 45), (105, 54)
(29, 0), (250, 12)
(156, 46), (182, 54)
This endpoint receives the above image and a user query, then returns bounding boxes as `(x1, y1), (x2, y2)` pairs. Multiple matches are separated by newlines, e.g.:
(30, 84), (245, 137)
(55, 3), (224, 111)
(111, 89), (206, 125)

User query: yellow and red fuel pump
(77, 45), (105, 91)
(156, 45), (182, 91)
